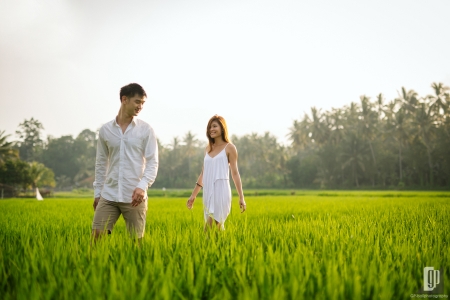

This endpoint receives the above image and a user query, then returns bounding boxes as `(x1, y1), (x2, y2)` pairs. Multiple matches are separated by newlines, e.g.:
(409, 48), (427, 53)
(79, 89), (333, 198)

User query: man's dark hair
(119, 83), (147, 102)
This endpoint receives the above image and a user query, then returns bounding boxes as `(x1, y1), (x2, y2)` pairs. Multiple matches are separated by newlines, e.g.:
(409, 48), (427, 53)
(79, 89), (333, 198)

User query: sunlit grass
(0, 193), (449, 299)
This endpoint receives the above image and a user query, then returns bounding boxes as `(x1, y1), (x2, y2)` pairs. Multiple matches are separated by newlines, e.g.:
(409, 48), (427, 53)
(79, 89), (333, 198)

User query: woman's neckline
(207, 143), (229, 159)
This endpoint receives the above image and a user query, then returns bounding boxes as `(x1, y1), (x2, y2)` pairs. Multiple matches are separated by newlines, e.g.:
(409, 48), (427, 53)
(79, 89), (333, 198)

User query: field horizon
(5, 188), (450, 199)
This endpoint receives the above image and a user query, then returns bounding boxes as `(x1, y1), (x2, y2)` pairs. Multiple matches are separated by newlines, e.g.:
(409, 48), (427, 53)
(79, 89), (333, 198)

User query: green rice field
(1, 191), (449, 299)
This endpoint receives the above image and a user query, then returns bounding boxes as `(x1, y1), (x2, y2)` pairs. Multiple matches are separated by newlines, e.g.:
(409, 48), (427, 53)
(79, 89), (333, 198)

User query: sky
(1, 0), (449, 146)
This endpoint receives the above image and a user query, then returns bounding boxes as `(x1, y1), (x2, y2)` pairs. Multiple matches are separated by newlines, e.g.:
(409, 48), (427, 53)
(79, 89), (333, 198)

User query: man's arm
(93, 129), (109, 200)
(136, 127), (159, 191)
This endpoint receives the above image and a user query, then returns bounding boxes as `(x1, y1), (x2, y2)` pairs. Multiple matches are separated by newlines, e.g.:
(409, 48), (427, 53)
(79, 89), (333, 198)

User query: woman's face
(209, 121), (222, 139)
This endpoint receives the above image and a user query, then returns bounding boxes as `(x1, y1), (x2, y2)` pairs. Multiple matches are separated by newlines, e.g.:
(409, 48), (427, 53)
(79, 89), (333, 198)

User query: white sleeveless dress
(203, 144), (232, 229)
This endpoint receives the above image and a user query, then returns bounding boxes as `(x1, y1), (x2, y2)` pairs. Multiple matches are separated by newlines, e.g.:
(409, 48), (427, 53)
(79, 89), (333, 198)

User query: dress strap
(224, 143), (230, 149)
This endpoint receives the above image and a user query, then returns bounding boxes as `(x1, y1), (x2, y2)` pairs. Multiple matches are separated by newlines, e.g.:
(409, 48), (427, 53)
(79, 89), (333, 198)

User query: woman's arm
(228, 144), (246, 213)
(187, 168), (203, 210)
(187, 147), (208, 210)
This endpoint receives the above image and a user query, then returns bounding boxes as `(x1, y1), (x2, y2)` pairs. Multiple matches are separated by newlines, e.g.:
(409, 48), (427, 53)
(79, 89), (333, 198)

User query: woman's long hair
(206, 115), (230, 153)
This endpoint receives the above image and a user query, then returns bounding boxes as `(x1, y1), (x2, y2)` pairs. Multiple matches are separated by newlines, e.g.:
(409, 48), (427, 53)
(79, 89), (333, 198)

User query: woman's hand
(239, 197), (246, 213)
(186, 196), (195, 210)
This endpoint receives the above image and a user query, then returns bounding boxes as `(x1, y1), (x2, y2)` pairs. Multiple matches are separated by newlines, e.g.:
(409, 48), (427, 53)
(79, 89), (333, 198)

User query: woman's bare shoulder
(227, 143), (237, 153)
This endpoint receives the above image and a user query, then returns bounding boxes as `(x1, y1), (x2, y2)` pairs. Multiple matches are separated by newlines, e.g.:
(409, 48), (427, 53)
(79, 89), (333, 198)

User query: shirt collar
(114, 116), (136, 127)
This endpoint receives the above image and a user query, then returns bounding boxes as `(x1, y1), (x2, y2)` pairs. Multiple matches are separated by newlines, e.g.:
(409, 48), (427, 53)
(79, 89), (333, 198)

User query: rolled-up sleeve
(136, 127), (159, 191)
(93, 129), (109, 198)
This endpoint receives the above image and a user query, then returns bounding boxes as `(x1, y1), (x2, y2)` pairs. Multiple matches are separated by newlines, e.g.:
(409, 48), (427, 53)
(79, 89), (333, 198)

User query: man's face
(122, 94), (146, 116)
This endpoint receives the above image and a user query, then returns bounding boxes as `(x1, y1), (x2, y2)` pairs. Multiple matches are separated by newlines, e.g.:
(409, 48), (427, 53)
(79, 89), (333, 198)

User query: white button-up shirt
(93, 117), (158, 203)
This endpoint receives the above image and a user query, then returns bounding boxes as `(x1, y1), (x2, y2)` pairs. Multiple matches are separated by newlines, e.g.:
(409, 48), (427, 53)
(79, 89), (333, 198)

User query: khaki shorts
(92, 196), (147, 238)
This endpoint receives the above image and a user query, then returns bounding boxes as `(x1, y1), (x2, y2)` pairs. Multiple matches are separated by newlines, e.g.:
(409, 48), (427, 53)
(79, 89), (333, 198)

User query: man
(92, 83), (158, 242)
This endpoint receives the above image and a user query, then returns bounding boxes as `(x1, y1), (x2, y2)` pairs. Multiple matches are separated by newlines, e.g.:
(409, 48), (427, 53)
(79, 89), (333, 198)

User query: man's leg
(120, 201), (147, 243)
(91, 197), (121, 243)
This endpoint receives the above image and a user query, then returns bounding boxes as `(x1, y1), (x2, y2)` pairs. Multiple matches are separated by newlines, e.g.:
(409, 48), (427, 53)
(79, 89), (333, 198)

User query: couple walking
(92, 83), (246, 241)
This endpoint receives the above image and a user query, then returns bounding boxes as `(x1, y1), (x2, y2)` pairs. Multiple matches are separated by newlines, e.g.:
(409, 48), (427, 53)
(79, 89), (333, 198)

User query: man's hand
(131, 188), (146, 207)
(93, 197), (100, 211)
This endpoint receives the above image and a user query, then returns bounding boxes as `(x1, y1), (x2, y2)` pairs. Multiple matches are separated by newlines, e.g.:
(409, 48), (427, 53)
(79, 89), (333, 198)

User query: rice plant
(0, 192), (449, 299)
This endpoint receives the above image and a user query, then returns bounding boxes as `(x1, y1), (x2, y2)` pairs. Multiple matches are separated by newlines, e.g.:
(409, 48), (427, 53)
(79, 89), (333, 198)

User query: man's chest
(104, 130), (145, 153)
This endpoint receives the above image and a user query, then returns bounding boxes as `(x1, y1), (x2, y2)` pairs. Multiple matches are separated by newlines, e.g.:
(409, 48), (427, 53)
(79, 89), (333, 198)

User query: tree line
(1, 82), (449, 195)
(287, 83), (450, 188)
(0, 119), (96, 196)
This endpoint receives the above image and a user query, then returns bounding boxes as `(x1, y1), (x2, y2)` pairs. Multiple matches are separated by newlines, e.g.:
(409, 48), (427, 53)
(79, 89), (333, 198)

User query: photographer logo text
(424, 267), (440, 292)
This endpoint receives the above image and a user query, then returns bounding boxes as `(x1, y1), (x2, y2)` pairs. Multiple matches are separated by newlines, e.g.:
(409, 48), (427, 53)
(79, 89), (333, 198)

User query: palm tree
(376, 93), (386, 121)
(168, 137), (182, 187)
(328, 108), (344, 145)
(346, 102), (360, 126)
(338, 132), (369, 187)
(428, 82), (449, 115)
(386, 106), (410, 182)
(413, 102), (436, 185)
(397, 87), (419, 115)
(0, 131), (18, 165)
(28, 162), (47, 190)
(428, 83), (450, 132)
(360, 95), (378, 185)
(310, 107), (328, 144)
(314, 166), (330, 189)
(287, 114), (311, 151)
(183, 131), (198, 175)
(15, 118), (45, 162)
(276, 145), (290, 187)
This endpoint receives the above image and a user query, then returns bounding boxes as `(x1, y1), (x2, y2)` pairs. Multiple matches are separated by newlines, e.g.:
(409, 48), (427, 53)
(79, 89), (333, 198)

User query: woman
(186, 115), (246, 231)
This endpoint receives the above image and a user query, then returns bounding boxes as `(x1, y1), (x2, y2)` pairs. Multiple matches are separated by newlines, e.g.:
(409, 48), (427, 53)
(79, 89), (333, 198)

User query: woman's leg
(204, 216), (222, 232)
